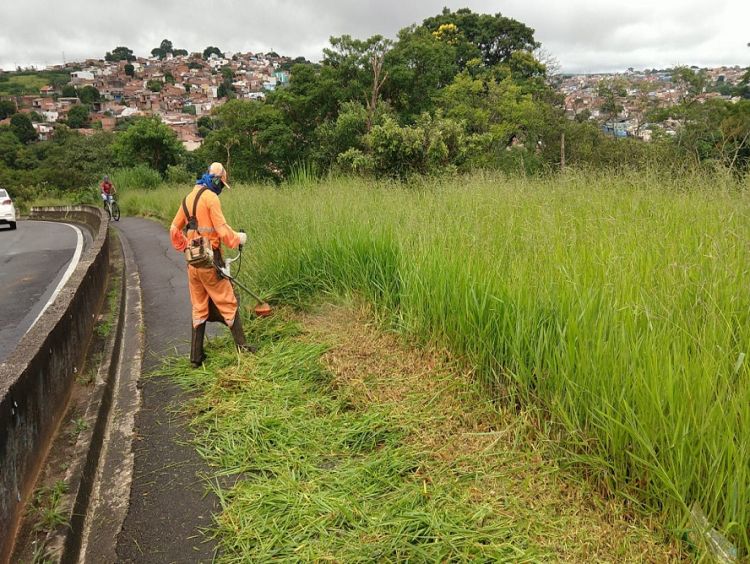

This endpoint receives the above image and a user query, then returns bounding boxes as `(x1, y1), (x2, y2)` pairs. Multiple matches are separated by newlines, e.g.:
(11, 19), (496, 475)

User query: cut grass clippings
(158, 304), (685, 562)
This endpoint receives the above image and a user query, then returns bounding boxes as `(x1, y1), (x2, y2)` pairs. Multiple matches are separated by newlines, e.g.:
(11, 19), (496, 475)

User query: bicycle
(103, 194), (120, 221)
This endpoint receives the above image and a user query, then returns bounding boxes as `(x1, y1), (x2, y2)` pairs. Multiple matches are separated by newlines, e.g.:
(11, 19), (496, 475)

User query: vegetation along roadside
(123, 170), (750, 557)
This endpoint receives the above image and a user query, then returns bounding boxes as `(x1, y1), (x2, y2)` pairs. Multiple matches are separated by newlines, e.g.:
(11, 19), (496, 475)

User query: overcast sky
(1, 0), (748, 73)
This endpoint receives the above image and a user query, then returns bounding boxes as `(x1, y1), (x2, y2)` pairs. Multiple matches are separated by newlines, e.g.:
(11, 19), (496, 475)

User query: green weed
(126, 169), (750, 554)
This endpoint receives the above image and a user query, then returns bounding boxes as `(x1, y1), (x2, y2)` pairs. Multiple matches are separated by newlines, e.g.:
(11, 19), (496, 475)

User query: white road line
(25, 222), (84, 333)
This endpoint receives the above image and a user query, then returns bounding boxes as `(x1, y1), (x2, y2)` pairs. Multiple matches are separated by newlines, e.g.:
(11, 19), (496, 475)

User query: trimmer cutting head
(253, 302), (273, 317)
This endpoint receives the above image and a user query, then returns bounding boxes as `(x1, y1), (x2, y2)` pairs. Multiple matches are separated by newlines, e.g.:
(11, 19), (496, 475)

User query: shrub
(166, 164), (195, 185)
(111, 165), (162, 191)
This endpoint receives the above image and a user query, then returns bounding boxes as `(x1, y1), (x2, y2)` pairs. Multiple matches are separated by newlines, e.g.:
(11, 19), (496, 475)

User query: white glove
(238, 232), (247, 246)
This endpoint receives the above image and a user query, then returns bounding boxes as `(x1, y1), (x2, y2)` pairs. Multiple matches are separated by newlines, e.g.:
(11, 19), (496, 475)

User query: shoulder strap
(192, 187), (208, 219)
(182, 187), (209, 234)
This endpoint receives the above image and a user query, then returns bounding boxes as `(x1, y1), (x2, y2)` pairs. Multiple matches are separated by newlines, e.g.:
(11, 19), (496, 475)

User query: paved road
(0, 220), (83, 360)
(115, 217), (219, 563)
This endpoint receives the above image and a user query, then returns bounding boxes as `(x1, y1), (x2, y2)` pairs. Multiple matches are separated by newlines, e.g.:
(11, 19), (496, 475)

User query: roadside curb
(78, 228), (144, 563)
(0, 206), (109, 563)
(36, 229), (144, 563)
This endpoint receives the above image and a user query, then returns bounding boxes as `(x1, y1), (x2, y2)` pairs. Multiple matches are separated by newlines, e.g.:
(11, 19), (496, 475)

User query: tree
(384, 26), (457, 120)
(61, 84), (77, 98)
(112, 116), (184, 173)
(105, 46), (135, 62)
(672, 66), (708, 105)
(147, 80), (163, 93)
(197, 115), (214, 138)
(598, 78), (627, 124)
(203, 46), (223, 60)
(124, 63), (135, 77)
(151, 39), (174, 60)
(313, 102), (373, 167)
(173, 49), (188, 57)
(0, 130), (22, 166)
(363, 38), (392, 131)
(221, 66), (234, 82)
(66, 104), (90, 128)
(323, 35), (391, 105)
(0, 100), (17, 120)
(159, 38), (173, 53)
(267, 62), (341, 142)
(164, 71), (175, 84)
(78, 85), (100, 104)
(363, 114), (466, 178)
(199, 99), (295, 181)
(37, 130), (117, 190)
(422, 8), (538, 69)
(10, 113), (37, 143)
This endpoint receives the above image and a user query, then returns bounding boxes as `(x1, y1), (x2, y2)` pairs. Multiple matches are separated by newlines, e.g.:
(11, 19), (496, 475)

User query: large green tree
(0, 130), (22, 166)
(199, 99), (295, 181)
(10, 113), (37, 143)
(66, 104), (90, 129)
(202, 46), (223, 59)
(384, 26), (457, 121)
(321, 35), (393, 107)
(37, 130), (117, 189)
(0, 100), (17, 120)
(151, 39), (174, 60)
(112, 116), (184, 173)
(422, 8), (538, 69)
(105, 46), (135, 62)
(61, 84), (77, 98)
(78, 85), (100, 104)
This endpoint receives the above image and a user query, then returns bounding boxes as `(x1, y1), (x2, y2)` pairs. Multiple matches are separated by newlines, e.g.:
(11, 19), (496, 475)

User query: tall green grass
(122, 169), (750, 554)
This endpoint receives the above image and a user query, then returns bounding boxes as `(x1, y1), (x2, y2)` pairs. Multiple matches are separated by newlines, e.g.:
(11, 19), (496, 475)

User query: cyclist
(100, 175), (116, 208)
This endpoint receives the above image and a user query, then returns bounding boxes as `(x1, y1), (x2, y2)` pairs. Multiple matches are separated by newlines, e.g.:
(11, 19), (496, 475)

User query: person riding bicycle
(100, 175), (116, 207)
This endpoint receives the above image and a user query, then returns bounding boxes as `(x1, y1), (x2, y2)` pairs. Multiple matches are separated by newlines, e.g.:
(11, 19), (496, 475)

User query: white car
(0, 189), (17, 230)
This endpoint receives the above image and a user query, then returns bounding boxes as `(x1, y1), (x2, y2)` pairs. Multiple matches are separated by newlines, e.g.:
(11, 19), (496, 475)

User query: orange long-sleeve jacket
(170, 185), (241, 252)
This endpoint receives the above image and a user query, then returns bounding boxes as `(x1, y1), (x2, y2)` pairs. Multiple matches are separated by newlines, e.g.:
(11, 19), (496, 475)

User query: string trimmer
(216, 233), (272, 317)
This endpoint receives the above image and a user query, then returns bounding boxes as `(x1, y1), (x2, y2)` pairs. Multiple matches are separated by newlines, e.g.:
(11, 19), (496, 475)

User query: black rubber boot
(229, 315), (257, 354)
(190, 322), (207, 367)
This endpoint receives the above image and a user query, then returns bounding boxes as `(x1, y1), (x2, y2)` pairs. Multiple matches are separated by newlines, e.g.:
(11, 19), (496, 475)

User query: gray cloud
(1, 0), (748, 72)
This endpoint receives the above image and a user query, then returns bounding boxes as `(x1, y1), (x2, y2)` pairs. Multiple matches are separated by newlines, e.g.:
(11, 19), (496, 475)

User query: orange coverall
(170, 186), (242, 327)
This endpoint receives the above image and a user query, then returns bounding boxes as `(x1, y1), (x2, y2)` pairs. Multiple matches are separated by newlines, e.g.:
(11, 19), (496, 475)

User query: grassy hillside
(122, 170), (750, 555)
(0, 70), (70, 96)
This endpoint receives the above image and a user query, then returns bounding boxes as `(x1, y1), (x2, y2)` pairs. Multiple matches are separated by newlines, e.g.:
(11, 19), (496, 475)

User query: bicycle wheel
(112, 201), (121, 221)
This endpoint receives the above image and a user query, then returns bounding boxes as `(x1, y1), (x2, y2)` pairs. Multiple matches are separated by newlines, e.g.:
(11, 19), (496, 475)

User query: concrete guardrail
(0, 206), (109, 562)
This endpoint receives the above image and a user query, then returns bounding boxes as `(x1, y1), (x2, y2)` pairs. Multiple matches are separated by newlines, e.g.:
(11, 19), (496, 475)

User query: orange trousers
(188, 265), (238, 327)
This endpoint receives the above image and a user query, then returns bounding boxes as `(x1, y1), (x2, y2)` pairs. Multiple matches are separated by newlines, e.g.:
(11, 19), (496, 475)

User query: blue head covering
(196, 172), (223, 195)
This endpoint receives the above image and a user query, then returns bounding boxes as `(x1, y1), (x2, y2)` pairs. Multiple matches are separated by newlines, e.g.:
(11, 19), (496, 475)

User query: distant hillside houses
(3, 59), (746, 147)
(559, 66), (747, 140)
(3, 50), (294, 148)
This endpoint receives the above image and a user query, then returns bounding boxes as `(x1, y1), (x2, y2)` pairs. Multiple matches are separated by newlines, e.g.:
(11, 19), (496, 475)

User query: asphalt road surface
(115, 217), (220, 563)
(0, 220), (83, 361)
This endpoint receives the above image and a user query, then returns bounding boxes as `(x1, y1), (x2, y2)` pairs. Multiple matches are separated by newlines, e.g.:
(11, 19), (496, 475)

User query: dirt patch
(299, 302), (688, 562)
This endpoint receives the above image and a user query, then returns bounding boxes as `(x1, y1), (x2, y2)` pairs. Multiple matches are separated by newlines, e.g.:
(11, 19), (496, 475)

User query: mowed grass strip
(159, 305), (682, 562)
(125, 171), (750, 554)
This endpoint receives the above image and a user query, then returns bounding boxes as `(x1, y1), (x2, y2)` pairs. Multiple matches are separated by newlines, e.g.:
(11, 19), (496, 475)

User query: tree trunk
(560, 132), (566, 171)
(366, 53), (388, 133)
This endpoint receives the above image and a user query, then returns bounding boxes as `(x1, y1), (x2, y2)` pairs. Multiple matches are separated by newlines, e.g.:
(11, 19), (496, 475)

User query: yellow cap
(208, 162), (231, 190)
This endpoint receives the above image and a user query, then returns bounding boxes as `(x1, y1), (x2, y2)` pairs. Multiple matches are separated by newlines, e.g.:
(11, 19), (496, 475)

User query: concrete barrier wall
(0, 206), (109, 563)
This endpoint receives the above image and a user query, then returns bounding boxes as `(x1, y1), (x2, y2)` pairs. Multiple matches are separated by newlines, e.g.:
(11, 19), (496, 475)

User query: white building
(71, 70), (95, 81)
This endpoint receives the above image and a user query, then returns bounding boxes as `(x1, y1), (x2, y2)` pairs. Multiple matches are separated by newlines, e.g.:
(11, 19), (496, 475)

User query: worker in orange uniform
(170, 162), (252, 367)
